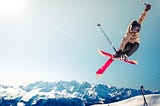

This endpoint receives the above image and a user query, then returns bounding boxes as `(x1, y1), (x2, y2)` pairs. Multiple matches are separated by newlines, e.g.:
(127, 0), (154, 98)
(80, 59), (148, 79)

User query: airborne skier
(96, 3), (152, 76)
(114, 4), (151, 60)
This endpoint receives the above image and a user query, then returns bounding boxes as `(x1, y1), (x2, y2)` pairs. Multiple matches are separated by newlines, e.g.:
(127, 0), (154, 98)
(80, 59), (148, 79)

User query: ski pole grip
(141, 86), (144, 89)
(97, 23), (101, 26)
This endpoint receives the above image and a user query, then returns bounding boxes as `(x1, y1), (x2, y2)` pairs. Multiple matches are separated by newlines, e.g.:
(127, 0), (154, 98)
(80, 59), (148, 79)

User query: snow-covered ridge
(0, 81), (159, 105)
(93, 94), (160, 106)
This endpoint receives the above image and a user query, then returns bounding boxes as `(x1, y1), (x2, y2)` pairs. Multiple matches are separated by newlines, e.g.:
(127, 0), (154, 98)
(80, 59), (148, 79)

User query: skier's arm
(137, 11), (147, 24)
(137, 4), (151, 24)
(119, 33), (130, 51)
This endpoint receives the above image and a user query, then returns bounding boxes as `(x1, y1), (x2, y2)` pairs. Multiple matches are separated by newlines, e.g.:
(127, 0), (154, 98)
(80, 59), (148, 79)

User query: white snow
(17, 102), (25, 106)
(0, 86), (26, 100)
(21, 88), (42, 102)
(93, 94), (160, 106)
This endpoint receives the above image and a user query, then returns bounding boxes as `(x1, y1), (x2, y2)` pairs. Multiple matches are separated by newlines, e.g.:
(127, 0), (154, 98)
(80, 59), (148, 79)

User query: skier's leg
(126, 42), (139, 56)
(114, 42), (131, 59)
(123, 42), (132, 53)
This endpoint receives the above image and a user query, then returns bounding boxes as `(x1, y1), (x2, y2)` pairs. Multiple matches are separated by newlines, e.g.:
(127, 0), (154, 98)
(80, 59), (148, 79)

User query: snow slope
(93, 94), (160, 106)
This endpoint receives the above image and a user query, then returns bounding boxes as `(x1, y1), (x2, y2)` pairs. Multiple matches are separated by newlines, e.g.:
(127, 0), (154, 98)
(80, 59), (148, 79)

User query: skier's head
(130, 21), (141, 33)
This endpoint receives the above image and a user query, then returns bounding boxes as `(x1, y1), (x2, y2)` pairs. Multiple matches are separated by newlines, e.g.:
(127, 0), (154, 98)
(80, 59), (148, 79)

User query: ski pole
(97, 23), (117, 53)
(140, 86), (148, 106)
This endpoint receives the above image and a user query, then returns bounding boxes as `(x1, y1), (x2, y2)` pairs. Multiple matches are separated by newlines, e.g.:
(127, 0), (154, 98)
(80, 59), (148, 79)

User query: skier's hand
(114, 50), (123, 58)
(145, 4), (151, 12)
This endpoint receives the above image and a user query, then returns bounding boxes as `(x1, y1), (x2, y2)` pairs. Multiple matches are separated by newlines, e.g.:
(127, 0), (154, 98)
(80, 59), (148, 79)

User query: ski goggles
(131, 26), (141, 33)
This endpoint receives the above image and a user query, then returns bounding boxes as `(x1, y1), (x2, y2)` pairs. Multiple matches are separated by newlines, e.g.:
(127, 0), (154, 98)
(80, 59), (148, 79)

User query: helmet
(130, 21), (141, 33)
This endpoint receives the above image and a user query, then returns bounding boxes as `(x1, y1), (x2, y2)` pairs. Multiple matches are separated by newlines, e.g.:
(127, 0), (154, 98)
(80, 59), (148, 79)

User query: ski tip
(135, 61), (138, 65)
(97, 49), (105, 57)
(133, 60), (138, 65)
(96, 74), (102, 77)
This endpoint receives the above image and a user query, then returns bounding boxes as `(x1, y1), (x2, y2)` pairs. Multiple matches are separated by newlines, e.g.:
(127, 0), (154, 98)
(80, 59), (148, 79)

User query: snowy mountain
(0, 81), (160, 106)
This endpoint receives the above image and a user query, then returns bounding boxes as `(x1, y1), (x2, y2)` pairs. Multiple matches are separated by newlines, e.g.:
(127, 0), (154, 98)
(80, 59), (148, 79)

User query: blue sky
(0, 0), (159, 91)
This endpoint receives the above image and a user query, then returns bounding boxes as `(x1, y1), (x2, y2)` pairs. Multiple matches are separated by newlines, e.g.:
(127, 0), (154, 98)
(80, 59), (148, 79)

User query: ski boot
(120, 54), (128, 60)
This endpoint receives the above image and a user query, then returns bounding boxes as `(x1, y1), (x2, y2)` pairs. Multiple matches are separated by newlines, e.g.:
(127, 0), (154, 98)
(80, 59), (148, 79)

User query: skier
(114, 4), (151, 60)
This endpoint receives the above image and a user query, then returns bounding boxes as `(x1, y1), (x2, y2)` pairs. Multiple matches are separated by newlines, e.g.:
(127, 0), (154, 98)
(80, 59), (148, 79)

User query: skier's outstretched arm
(138, 4), (151, 24)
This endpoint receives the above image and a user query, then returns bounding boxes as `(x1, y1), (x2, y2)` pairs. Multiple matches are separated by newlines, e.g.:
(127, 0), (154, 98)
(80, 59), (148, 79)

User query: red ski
(96, 50), (138, 76)
(96, 58), (114, 77)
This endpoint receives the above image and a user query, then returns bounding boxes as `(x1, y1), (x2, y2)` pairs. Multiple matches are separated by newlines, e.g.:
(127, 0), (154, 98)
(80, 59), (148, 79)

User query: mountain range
(0, 80), (159, 106)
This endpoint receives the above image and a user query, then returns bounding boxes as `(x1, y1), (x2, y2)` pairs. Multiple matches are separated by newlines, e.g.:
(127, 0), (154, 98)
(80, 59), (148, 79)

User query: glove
(145, 4), (151, 12)
(114, 50), (123, 58)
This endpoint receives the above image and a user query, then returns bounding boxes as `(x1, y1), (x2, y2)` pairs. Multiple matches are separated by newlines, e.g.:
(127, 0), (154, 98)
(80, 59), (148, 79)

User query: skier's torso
(126, 30), (140, 44)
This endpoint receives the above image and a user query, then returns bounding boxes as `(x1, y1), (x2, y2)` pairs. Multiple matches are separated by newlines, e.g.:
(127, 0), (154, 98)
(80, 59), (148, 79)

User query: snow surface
(93, 94), (160, 106)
